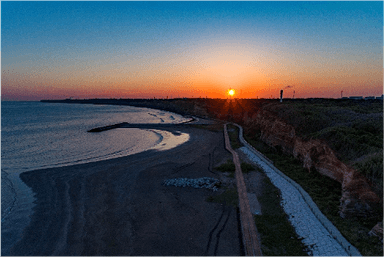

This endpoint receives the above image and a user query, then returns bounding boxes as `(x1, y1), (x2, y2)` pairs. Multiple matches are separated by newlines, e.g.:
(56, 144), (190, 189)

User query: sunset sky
(1, 1), (383, 101)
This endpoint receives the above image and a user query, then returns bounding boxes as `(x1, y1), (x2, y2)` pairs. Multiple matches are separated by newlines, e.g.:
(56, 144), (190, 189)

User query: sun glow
(228, 89), (235, 97)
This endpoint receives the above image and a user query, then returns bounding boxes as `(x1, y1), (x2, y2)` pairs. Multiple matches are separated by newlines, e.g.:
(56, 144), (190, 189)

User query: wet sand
(11, 125), (242, 256)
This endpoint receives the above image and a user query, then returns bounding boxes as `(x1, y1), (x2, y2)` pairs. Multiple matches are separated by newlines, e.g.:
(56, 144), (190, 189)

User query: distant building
(376, 95), (384, 100)
(349, 96), (363, 100)
(364, 96), (375, 100)
(341, 97), (349, 100)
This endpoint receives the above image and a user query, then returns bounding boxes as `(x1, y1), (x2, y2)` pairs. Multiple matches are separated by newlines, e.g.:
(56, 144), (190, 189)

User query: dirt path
(224, 124), (262, 256)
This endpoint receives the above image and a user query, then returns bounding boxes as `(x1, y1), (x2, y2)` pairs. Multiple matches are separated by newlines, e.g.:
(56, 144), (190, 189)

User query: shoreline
(8, 124), (243, 255)
(1, 104), (198, 256)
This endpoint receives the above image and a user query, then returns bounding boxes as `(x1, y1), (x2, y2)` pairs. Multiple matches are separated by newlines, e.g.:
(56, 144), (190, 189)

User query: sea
(1, 101), (190, 255)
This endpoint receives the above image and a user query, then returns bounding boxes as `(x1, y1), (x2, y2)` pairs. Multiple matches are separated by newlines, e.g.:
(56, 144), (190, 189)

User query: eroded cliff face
(368, 222), (383, 242)
(246, 109), (380, 218)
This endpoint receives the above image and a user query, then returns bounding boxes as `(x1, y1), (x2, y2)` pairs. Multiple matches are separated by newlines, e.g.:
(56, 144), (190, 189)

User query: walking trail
(229, 123), (361, 256)
(223, 124), (262, 256)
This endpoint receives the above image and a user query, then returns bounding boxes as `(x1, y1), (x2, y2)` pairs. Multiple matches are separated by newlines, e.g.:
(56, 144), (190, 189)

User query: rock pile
(163, 177), (219, 191)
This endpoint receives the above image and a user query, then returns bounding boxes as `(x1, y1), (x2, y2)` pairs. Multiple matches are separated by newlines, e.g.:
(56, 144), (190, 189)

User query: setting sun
(228, 89), (235, 97)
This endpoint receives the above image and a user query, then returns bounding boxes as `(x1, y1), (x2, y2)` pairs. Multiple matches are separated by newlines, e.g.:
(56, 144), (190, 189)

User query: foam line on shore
(148, 129), (190, 151)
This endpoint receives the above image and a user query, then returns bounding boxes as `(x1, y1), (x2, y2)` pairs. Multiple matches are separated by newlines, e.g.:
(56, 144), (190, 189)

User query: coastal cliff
(245, 109), (380, 218)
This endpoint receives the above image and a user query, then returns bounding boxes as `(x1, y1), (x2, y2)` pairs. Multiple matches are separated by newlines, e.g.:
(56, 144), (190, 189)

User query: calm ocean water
(1, 101), (189, 254)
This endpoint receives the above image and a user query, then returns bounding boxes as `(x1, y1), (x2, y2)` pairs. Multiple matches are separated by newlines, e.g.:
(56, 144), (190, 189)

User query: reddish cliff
(368, 222), (383, 242)
(246, 109), (380, 218)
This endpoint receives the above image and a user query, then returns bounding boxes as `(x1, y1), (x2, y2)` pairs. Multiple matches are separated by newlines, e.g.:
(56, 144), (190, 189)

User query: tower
(280, 90), (283, 102)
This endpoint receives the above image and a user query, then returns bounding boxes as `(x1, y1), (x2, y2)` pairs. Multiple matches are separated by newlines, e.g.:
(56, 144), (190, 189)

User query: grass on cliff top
(215, 159), (256, 178)
(261, 100), (383, 198)
(212, 159), (309, 256)
(226, 124), (243, 149)
(206, 186), (239, 208)
(243, 131), (383, 256)
(255, 174), (309, 256)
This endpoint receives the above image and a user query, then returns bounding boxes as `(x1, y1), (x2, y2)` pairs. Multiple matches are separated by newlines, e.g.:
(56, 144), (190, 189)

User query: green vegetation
(227, 124), (243, 149)
(240, 162), (255, 174)
(215, 159), (236, 177)
(353, 152), (383, 197)
(214, 153), (308, 255)
(244, 131), (383, 256)
(206, 187), (238, 208)
(215, 159), (256, 176)
(212, 155), (308, 255)
(255, 175), (309, 256)
(309, 124), (382, 161)
(262, 100), (383, 217)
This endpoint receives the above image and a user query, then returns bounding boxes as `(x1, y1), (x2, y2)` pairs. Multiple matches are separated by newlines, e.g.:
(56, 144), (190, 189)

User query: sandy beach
(11, 124), (243, 256)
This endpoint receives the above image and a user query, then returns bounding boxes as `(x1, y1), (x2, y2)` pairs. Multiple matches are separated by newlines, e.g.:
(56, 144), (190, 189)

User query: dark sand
(11, 125), (243, 256)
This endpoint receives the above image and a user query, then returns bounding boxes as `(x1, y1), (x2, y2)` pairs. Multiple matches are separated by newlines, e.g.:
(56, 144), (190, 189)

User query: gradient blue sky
(1, 1), (383, 100)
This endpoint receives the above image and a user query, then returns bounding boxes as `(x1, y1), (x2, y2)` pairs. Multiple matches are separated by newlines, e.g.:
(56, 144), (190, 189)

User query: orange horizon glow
(3, 63), (382, 101)
(2, 2), (382, 101)
(228, 89), (235, 97)
(2, 47), (382, 101)
(2, 24), (382, 101)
